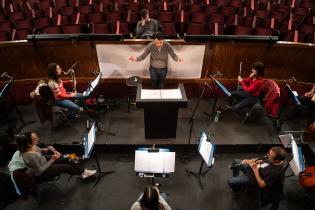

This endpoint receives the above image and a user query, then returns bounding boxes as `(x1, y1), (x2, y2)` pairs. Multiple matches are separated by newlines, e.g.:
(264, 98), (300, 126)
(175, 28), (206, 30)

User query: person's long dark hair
(47, 63), (59, 82)
(15, 132), (33, 153)
(139, 186), (165, 210)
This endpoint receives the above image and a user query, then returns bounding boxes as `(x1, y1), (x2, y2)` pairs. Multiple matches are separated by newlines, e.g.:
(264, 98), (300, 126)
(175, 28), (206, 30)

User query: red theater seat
(254, 27), (272, 36)
(187, 23), (207, 35)
(89, 12), (107, 24)
(234, 26), (253, 35)
(92, 23), (110, 34)
(62, 24), (82, 33)
(157, 11), (174, 22)
(43, 26), (62, 34)
(0, 31), (11, 41)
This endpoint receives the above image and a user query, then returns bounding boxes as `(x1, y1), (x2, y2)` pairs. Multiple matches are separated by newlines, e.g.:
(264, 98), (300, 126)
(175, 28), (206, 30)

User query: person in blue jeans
(129, 32), (183, 89)
(227, 147), (286, 199)
(47, 63), (88, 118)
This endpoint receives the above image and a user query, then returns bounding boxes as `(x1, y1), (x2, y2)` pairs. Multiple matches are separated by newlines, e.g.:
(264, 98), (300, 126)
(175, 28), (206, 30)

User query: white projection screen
(96, 44), (205, 79)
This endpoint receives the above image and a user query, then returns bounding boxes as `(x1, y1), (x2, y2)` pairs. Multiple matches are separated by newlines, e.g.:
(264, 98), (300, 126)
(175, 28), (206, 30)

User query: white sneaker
(81, 169), (97, 179)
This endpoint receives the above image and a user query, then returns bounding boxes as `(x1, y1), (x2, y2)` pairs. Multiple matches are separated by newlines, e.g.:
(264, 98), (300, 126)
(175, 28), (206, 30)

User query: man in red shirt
(228, 62), (265, 114)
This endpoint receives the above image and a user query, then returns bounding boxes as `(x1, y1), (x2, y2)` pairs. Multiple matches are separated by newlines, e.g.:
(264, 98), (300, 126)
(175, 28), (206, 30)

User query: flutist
(227, 147), (287, 199)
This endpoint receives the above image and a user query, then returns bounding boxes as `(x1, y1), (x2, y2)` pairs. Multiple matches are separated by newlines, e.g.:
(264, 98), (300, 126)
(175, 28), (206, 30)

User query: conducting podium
(136, 83), (187, 139)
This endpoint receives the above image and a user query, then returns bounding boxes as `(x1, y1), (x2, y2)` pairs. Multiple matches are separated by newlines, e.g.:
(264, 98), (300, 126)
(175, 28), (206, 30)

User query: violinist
(47, 63), (88, 118)
(227, 147), (287, 199)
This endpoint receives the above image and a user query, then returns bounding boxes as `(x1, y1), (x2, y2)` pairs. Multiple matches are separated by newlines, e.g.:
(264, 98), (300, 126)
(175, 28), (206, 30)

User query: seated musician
(226, 62), (265, 114)
(131, 185), (171, 210)
(47, 63), (89, 118)
(16, 131), (96, 183)
(227, 147), (287, 199)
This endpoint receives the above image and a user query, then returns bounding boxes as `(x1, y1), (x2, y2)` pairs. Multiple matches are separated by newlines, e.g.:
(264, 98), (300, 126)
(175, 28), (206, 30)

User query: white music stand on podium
(134, 147), (175, 185)
(187, 131), (215, 190)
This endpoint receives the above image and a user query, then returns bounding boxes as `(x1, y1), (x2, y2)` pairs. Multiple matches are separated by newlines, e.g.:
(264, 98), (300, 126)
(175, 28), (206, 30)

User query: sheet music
(148, 152), (164, 173)
(199, 133), (214, 167)
(135, 151), (149, 172)
(161, 89), (182, 99)
(134, 150), (176, 174)
(83, 74), (101, 97)
(289, 140), (305, 176)
(141, 89), (161, 99)
(163, 152), (175, 173)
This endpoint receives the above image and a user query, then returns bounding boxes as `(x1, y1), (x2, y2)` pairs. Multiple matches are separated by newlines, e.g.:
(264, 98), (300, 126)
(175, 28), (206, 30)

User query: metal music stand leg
(187, 160), (206, 190)
(89, 100), (115, 137)
(182, 85), (207, 173)
(7, 91), (36, 132)
(93, 149), (115, 187)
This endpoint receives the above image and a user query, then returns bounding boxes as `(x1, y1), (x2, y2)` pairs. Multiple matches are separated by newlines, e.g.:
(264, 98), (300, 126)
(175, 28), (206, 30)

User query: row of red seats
(0, 0), (314, 42)
(1, 0), (314, 14)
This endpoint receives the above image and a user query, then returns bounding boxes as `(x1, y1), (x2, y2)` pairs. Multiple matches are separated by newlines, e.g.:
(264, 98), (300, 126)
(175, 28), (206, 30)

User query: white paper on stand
(148, 152), (164, 173)
(141, 89), (161, 99)
(134, 150), (176, 174)
(135, 151), (149, 172)
(161, 89), (182, 99)
(199, 137), (214, 166)
(163, 152), (175, 173)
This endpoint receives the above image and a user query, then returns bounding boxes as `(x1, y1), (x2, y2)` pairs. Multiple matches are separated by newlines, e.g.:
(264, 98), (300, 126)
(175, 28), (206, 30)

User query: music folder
(134, 150), (175, 174)
(210, 76), (231, 97)
(289, 139), (305, 176)
(198, 132), (215, 167)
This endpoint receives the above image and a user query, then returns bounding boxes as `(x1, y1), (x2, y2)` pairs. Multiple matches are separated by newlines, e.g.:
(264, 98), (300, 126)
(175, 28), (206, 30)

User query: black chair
(34, 84), (70, 128)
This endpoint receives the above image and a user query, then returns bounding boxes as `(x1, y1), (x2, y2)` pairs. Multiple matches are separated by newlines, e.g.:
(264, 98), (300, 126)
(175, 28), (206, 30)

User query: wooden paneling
(0, 40), (314, 104)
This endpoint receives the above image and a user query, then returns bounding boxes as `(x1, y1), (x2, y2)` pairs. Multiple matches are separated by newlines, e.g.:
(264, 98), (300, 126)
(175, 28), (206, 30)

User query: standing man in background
(129, 32), (183, 89)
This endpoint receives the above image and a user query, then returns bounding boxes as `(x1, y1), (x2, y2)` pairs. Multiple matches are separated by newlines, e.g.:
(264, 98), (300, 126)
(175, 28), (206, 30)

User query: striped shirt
(136, 41), (179, 69)
(48, 79), (72, 100)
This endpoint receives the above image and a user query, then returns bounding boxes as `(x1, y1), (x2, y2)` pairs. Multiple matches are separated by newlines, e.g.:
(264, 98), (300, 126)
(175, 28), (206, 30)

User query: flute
(230, 155), (268, 169)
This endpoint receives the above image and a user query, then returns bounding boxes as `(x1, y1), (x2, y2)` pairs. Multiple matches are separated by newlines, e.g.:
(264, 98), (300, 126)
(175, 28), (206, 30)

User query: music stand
(279, 135), (305, 177)
(187, 131), (215, 190)
(134, 146), (175, 186)
(0, 77), (36, 131)
(209, 75), (232, 121)
(84, 72), (115, 136)
(83, 120), (114, 187)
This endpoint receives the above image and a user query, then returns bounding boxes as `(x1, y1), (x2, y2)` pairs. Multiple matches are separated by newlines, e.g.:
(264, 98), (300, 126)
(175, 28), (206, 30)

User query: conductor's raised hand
(129, 56), (136, 62)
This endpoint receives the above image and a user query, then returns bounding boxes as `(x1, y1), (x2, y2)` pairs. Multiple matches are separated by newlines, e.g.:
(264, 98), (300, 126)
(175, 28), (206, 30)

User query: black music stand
(84, 73), (115, 137)
(186, 131), (215, 190)
(209, 75), (232, 121)
(0, 77), (36, 132)
(83, 121), (114, 187)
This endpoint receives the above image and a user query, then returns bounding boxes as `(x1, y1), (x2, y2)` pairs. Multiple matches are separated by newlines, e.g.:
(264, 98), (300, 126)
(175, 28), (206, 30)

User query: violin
(299, 166), (315, 191)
